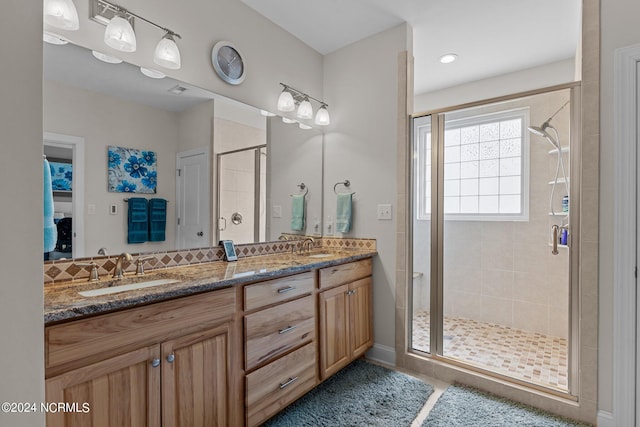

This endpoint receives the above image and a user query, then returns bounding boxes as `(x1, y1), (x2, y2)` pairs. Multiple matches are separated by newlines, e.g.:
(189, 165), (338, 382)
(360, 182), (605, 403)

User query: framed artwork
(108, 146), (157, 194)
(49, 161), (72, 192)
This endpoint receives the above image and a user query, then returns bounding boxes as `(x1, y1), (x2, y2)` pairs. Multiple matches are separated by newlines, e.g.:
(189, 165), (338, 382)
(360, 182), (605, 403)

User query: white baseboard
(597, 410), (614, 427)
(366, 344), (396, 366)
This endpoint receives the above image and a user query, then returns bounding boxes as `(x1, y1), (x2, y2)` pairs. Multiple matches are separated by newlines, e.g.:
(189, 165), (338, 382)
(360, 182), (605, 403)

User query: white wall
(45, 0), (323, 118)
(414, 59), (575, 113)
(599, 0), (640, 415)
(178, 101), (214, 153)
(323, 24), (411, 354)
(44, 80), (178, 256)
(0, 1), (44, 426)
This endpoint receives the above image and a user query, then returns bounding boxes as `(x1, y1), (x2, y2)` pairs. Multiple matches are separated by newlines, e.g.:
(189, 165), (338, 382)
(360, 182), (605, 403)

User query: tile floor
(411, 311), (568, 390)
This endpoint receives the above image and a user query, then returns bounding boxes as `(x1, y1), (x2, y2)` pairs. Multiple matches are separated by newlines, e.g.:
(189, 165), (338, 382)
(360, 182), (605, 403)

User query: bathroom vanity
(44, 250), (374, 426)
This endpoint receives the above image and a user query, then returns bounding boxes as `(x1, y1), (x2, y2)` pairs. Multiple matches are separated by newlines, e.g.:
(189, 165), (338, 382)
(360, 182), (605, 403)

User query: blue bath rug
(262, 359), (433, 427)
(422, 385), (592, 427)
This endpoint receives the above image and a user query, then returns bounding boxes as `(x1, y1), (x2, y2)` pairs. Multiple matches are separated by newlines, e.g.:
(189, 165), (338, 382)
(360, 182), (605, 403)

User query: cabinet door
(350, 277), (373, 357)
(319, 283), (350, 380)
(161, 325), (230, 427)
(46, 345), (160, 427)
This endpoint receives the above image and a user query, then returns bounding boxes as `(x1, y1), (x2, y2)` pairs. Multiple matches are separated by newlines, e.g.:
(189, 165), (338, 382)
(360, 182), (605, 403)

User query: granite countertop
(44, 250), (376, 325)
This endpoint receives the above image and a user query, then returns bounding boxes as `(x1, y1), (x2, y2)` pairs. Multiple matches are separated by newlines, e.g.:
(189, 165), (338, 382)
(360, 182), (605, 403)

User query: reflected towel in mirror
(291, 194), (305, 231)
(44, 159), (57, 252)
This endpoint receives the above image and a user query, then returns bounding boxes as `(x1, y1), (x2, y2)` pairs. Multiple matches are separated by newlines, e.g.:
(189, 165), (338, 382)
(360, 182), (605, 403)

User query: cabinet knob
(166, 353), (175, 363)
(151, 358), (161, 368)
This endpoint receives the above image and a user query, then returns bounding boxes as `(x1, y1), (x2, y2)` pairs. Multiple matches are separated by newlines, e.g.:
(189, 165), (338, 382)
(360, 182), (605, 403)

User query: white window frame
(415, 108), (530, 222)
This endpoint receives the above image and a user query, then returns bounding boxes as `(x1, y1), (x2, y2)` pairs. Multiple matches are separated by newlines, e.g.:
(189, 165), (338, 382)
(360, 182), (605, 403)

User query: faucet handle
(136, 256), (155, 276)
(77, 262), (100, 282)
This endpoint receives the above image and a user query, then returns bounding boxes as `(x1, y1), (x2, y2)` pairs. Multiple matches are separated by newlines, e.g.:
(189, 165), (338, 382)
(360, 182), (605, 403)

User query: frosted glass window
(416, 108), (528, 219)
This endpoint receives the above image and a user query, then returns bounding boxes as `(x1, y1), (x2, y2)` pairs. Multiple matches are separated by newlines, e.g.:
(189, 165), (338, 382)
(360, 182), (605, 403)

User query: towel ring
(334, 180), (356, 195)
(290, 182), (309, 197)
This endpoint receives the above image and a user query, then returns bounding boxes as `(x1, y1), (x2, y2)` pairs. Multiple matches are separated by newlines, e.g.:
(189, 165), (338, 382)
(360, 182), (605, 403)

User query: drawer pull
(277, 286), (295, 294)
(278, 325), (297, 334)
(151, 358), (161, 368)
(279, 376), (299, 389)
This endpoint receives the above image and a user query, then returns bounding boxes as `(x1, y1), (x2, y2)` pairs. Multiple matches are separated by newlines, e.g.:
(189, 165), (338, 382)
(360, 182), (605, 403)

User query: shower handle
(551, 225), (560, 255)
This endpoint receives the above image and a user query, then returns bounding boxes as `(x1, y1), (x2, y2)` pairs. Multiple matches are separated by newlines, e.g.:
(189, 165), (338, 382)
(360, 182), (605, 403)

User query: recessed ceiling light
(92, 50), (122, 64)
(439, 53), (458, 64)
(140, 67), (166, 79)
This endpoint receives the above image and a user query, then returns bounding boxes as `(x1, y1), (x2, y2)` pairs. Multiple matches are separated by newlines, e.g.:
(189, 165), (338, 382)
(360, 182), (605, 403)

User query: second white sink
(79, 278), (180, 297)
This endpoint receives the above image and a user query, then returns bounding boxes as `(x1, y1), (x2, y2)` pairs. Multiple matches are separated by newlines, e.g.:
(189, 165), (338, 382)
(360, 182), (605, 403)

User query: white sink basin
(306, 253), (334, 259)
(78, 278), (180, 297)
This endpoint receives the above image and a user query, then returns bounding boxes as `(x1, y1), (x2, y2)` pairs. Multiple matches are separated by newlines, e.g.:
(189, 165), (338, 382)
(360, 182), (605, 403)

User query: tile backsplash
(44, 237), (376, 284)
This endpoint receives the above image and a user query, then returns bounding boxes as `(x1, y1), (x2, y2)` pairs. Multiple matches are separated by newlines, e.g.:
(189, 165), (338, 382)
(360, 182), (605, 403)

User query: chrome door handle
(278, 325), (297, 334)
(552, 225), (559, 255)
(279, 376), (298, 389)
(197, 231), (204, 237)
(151, 358), (161, 368)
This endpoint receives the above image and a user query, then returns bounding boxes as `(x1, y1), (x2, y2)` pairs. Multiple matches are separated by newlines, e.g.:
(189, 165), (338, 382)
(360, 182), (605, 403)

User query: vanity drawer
(244, 271), (314, 311)
(46, 287), (236, 373)
(245, 295), (315, 370)
(318, 258), (372, 290)
(246, 342), (317, 427)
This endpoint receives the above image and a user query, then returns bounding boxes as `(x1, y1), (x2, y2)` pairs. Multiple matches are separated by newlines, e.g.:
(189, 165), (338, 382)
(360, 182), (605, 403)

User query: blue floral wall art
(108, 146), (157, 194)
(49, 161), (73, 192)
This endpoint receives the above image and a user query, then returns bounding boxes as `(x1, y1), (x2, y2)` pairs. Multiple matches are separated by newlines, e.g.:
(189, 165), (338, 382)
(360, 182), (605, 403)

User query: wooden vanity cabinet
(45, 288), (237, 427)
(318, 259), (373, 380)
(242, 271), (318, 427)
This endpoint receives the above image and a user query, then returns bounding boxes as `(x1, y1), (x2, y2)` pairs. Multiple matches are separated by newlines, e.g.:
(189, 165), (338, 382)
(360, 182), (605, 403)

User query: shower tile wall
(413, 90), (571, 340)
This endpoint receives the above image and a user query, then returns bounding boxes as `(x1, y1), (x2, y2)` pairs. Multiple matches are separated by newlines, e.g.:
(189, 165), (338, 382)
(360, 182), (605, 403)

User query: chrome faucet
(300, 237), (315, 254)
(113, 252), (132, 279)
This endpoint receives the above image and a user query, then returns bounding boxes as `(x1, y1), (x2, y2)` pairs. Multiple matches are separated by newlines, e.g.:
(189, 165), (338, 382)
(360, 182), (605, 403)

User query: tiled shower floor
(412, 311), (568, 391)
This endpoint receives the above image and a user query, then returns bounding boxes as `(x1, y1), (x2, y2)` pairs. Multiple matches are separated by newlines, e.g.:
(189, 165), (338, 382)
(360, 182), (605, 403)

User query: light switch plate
(377, 204), (392, 220)
(110, 204), (118, 215)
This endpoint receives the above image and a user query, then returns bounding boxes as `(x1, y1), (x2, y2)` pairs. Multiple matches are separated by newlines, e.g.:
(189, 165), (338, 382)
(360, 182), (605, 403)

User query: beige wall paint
(0, 1), (45, 426)
(323, 24), (411, 354)
(599, 0), (640, 415)
(44, 0), (323, 117)
(44, 79), (179, 256)
(178, 101), (214, 153)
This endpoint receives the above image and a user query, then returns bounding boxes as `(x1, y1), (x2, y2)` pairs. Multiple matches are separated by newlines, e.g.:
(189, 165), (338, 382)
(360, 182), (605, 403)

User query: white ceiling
(241, 0), (581, 94)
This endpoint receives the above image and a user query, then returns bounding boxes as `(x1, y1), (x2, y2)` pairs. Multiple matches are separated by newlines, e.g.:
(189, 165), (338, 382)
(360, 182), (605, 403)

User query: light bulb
(315, 105), (330, 126)
(297, 97), (313, 119)
(104, 14), (137, 53)
(277, 90), (295, 112)
(43, 0), (79, 31)
(154, 34), (181, 70)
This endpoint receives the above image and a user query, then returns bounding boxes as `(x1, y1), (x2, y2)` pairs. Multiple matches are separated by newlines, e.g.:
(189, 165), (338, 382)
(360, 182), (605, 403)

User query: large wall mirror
(43, 41), (323, 261)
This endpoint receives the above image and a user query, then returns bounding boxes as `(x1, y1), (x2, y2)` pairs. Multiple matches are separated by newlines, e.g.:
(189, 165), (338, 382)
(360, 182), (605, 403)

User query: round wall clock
(211, 41), (246, 85)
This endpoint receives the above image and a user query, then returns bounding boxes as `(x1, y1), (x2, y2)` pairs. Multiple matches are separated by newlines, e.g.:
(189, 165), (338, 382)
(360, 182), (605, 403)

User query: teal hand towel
(291, 194), (305, 231)
(127, 198), (148, 244)
(335, 193), (352, 233)
(43, 159), (57, 252)
(148, 198), (167, 242)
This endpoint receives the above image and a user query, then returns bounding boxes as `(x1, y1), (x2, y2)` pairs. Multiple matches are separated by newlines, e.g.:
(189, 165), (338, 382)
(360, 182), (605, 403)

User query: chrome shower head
(528, 122), (560, 150)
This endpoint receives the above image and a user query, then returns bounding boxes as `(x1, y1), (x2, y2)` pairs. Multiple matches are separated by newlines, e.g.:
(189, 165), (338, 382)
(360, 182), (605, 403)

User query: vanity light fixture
(277, 83), (330, 126)
(140, 67), (166, 79)
(43, 0), (79, 31)
(439, 53), (458, 64)
(92, 50), (123, 64)
(91, 0), (182, 69)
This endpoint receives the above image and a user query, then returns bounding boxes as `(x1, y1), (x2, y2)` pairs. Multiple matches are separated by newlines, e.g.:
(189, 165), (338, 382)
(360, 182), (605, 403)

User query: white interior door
(176, 148), (210, 249)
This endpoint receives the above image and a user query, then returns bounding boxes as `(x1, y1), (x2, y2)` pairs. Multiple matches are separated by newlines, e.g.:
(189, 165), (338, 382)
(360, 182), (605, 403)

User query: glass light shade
(104, 15), (137, 53)
(315, 105), (331, 126)
(92, 50), (122, 64)
(282, 117), (296, 124)
(154, 34), (181, 70)
(43, 31), (68, 45)
(44, 0), (79, 31)
(140, 67), (166, 79)
(297, 98), (313, 119)
(299, 123), (312, 130)
(277, 90), (295, 112)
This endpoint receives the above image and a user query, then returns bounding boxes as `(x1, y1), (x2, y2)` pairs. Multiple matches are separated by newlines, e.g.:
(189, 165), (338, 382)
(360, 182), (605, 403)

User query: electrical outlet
(326, 215), (334, 235)
(272, 205), (282, 218)
(377, 204), (392, 220)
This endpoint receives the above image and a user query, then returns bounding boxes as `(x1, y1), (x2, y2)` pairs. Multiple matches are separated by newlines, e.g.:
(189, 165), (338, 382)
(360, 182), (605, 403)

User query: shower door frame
(407, 82), (582, 398)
